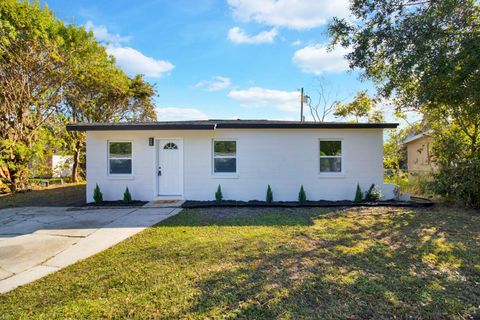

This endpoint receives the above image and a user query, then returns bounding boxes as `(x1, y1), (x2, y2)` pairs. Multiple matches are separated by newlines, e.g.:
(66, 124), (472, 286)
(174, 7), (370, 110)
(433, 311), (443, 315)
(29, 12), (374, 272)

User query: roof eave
(66, 124), (216, 131)
(66, 122), (399, 132)
(215, 123), (398, 129)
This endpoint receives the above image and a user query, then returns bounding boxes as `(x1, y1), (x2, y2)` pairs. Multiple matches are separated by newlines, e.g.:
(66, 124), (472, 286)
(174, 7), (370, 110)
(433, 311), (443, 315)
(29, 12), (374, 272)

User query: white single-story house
(66, 120), (398, 203)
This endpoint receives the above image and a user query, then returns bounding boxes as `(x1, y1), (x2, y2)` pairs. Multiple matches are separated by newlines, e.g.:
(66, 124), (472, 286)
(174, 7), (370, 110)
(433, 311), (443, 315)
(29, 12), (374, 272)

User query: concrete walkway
(0, 206), (181, 294)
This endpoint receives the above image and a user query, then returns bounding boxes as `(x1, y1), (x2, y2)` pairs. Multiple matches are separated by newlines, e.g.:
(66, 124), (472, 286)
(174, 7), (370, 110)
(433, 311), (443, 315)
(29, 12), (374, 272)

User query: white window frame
(107, 140), (133, 176)
(212, 139), (238, 177)
(319, 139), (344, 176)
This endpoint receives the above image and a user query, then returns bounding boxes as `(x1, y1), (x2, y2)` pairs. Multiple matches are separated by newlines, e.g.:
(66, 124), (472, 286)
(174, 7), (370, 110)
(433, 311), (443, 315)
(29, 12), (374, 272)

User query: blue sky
(42, 0), (404, 123)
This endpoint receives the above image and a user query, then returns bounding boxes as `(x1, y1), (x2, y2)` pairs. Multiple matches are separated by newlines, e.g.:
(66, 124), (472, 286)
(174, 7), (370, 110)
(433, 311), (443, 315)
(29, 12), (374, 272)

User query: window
(108, 142), (132, 174)
(164, 142), (178, 150)
(213, 140), (236, 174)
(320, 140), (342, 173)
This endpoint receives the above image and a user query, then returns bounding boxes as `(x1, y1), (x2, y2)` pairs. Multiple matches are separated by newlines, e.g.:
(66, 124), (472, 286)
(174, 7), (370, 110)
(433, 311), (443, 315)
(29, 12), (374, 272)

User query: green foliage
(298, 185), (307, 204)
(384, 171), (410, 193)
(329, 0), (480, 114)
(333, 91), (383, 123)
(123, 187), (132, 204)
(364, 184), (382, 202)
(93, 184), (103, 204)
(215, 185), (223, 202)
(329, 0), (480, 207)
(354, 184), (363, 202)
(0, 0), (157, 191)
(0, 0), (68, 191)
(433, 160), (480, 208)
(384, 171), (437, 198)
(266, 185), (273, 203)
(431, 126), (480, 208)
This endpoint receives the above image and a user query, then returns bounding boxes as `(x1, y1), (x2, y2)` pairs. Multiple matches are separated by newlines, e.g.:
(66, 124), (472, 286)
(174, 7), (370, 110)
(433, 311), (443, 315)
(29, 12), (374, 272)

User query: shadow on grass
(0, 184), (86, 208)
(157, 206), (480, 318)
(159, 206), (335, 227)
(1, 206), (478, 319)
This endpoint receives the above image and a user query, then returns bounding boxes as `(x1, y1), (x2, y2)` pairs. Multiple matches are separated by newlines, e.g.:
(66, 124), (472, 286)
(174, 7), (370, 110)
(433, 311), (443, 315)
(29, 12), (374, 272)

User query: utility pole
(300, 87), (304, 122)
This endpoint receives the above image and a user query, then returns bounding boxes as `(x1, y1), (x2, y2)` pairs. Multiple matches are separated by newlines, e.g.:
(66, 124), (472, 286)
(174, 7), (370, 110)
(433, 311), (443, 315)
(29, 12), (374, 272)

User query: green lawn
(0, 206), (479, 319)
(0, 183), (85, 208)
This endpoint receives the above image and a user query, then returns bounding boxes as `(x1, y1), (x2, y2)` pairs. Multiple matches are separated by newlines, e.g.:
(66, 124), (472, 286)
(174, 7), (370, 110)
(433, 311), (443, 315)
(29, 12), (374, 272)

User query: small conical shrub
(215, 184), (223, 202)
(354, 183), (363, 202)
(93, 184), (103, 204)
(266, 185), (273, 203)
(298, 185), (307, 204)
(123, 187), (132, 204)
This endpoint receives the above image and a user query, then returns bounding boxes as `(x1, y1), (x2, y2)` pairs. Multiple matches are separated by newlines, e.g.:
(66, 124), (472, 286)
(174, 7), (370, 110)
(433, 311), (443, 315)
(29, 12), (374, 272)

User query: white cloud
(106, 47), (174, 77)
(292, 44), (350, 74)
(291, 39), (302, 46)
(84, 21), (130, 46)
(228, 87), (299, 112)
(193, 76), (232, 91)
(85, 21), (174, 78)
(228, 27), (278, 44)
(227, 0), (350, 30)
(156, 107), (208, 121)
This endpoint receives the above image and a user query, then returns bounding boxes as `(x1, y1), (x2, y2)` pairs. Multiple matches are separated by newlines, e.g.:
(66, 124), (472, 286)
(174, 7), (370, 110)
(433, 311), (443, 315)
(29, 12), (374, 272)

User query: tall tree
(60, 25), (157, 182)
(0, 1), (158, 189)
(305, 78), (342, 122)
(0, 0), (69, 190)
(329, 0), (480, 206)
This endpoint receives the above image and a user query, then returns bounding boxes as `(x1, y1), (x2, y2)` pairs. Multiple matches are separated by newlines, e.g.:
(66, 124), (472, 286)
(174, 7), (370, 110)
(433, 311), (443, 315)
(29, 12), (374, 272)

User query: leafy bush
(93, 184), (103, 203)
(433, 158), (480, 209)
(364, 184), (382, 201)
(123, 187), (132, 204)
(407, 173), (435, 196)
(298, 185), (307, 204)
(266, 185), (273, 203)
(428, 125), (480, 208)
(384, 170), (435, 196)
(354, 183), (363, 202)
(384, 169), (410, 193)
(215, 184), (223, 202)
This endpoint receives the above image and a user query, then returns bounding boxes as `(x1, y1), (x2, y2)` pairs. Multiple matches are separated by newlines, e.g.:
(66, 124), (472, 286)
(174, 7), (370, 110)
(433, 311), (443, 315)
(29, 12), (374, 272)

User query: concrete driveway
(0, 205), (181, 293)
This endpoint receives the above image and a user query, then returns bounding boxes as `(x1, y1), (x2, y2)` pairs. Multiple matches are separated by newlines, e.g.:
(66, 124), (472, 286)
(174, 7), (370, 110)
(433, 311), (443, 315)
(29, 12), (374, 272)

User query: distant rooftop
(404, 132), (431, 144)
(67, 119), (399, 131)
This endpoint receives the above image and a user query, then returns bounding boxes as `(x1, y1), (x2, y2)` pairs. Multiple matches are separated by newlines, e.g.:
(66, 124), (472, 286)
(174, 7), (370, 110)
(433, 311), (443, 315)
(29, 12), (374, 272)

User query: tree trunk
(0, 166), (14, 192)
(71, 139), (82, 183)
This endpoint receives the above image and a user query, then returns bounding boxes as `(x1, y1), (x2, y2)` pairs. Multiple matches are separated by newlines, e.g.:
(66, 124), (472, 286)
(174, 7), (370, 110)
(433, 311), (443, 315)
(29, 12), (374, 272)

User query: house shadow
(155, 206), (337, 227)
(0, 184), (86, 208)
(150, 206), (480, 318)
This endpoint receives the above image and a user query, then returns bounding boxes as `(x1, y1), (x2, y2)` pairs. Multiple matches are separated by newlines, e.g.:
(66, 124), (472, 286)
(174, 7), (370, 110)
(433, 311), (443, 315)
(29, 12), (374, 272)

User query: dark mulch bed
(83, 200), (148, 207)
(183, 198), (435, 209)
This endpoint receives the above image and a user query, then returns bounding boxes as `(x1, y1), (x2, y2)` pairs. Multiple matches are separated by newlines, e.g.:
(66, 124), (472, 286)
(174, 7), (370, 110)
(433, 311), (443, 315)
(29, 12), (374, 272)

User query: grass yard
(0, 183), (85, 208)
(0, 205), (479, 319)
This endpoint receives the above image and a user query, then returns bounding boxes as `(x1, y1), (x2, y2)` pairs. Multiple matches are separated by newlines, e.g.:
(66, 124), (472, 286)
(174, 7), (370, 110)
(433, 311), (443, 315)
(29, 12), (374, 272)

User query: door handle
(158, 167), (162, 176)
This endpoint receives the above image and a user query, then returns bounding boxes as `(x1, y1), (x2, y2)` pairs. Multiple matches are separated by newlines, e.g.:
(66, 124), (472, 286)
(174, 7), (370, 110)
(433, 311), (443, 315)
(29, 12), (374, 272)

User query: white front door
(158, 139), (183, 196)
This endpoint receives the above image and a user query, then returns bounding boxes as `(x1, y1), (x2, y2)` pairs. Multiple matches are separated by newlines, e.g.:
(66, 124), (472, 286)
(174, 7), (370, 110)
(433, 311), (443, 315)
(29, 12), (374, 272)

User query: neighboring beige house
(404, 133), (434, 178)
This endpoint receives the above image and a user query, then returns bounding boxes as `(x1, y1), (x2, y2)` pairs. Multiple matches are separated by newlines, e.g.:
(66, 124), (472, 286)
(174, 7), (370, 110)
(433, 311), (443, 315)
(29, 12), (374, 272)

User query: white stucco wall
(86, 128), (389, 202)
